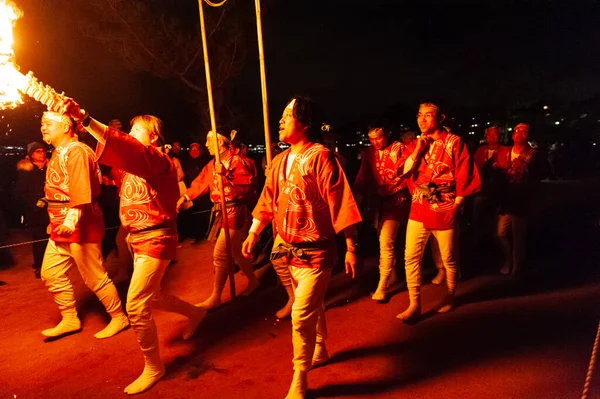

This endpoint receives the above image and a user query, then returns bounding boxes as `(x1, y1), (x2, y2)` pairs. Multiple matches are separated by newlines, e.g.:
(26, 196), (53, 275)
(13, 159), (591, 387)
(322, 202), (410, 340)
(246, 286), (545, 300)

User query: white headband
(42, 111), (71, 126)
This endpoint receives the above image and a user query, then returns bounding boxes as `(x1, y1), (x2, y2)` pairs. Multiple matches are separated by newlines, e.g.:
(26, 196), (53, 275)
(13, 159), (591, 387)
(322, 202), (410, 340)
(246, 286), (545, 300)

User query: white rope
(0, 209), (214, 250)
(582, 321), (600, 399)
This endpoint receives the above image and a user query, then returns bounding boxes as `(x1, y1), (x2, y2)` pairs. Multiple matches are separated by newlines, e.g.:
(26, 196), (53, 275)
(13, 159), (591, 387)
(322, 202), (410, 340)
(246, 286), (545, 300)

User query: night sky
(3, 0), (600, 145)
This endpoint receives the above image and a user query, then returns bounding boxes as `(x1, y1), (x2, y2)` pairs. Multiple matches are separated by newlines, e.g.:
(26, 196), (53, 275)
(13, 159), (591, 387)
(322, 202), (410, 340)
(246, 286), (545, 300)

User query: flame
(0, 0), (27, 110)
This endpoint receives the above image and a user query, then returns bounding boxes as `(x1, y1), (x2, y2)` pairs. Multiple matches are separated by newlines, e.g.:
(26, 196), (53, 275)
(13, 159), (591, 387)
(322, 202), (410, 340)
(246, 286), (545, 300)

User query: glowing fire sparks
(0, 0), (26, 110)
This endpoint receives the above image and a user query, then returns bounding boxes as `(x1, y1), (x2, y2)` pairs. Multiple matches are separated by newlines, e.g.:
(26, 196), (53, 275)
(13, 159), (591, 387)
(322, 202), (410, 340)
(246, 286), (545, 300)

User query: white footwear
(372, 259), (393, 301)
(284, 370), (307, 399)
(94, 314), (130, 339)
(42, 316), (81, 338)
(276, 283), (295, 319)
(197, 295), (221, 310)
(396, 288), (421, 322)
(371, 288), (387, 301)
(431, 268), (446, 285)
(436, 295), (456, 313)
(124, 349), (165, 395)
(124, 364), (165, 395)
(311, 342), (329, 368)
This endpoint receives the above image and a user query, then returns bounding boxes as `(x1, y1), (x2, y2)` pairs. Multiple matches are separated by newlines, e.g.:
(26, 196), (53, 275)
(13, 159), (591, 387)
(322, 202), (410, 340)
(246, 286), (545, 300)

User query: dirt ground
(1, 180), (600, 399)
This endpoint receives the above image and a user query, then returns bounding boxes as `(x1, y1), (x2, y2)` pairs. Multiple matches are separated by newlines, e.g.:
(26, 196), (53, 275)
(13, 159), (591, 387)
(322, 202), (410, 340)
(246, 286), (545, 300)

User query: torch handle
(21, 72), (67, 112)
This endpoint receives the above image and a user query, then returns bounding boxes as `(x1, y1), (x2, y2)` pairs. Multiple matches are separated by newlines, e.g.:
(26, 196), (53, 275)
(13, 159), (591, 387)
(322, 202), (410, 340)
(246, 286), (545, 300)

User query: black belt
(45, 199), (69, 209)
(270, 240), (334, 263)
(416, 183), (456, 204)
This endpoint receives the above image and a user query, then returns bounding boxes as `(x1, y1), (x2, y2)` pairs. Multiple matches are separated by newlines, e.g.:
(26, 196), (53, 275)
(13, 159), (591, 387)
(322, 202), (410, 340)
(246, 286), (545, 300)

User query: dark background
(1, 0), (599, 145)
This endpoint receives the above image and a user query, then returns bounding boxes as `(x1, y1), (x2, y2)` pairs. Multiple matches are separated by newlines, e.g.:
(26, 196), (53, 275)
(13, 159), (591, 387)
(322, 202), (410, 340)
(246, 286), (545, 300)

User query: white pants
(213, 227), (254, 285)
(378, 219), (401, 262)
(41, 239), (122, 316)
(290, 266), (332, 372)
(404, 219), (458, 292)
(497, 214), (527, 273)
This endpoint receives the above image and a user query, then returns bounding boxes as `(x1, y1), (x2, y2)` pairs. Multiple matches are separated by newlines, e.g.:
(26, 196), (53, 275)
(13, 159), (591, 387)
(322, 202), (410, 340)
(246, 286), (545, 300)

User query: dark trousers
(30, 225), (49, 271)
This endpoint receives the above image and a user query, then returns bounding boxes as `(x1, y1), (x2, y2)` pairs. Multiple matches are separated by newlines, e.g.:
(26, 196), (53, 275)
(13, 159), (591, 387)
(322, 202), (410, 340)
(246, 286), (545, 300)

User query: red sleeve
(393, 142), (411, 177)
(67, 146), (93, 207)
(229, 156), (255, 201)
(186, 161), (212, 201)
(252, 154), (281, 223)
(231, 156), (254, 186)
(454, 139), (481, 197)
(96, 127), (171, 180)
(316, 151), (362, 233)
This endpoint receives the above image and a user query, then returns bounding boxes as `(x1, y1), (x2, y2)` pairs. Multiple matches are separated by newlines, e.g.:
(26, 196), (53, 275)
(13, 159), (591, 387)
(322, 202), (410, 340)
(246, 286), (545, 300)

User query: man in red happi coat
(60, 100), (206, 395)
(472, 126), (506, 239)
(242, 96), (362, 399)
(179, 127), (259, 309)
(397, 101), (480, 321)
(354, 126), (411, 302)
(495, 122), (547, 276)
(39, 111), (128, 340)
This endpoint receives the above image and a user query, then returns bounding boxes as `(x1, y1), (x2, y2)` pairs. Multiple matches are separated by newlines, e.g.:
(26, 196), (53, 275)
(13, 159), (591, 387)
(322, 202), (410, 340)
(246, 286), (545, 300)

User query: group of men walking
(31, 95), (542, 398)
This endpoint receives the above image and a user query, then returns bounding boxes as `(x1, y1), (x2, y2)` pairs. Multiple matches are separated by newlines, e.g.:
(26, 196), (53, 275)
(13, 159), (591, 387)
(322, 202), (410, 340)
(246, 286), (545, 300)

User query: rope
(582, 321), (600, 399)
(0, 209), (214, 250)
(204, 0), (227, 7)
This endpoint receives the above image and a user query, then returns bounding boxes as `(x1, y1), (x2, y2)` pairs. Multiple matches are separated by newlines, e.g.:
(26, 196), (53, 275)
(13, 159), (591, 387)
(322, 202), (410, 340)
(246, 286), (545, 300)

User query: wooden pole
(254, 0), (273, 168)
(198, 0), (236, 298)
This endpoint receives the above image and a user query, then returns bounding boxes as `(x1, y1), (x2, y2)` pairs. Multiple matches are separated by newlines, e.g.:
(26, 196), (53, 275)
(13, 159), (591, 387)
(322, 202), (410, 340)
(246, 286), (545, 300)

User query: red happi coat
(408, 131), (480, 230)
(45, 139), (104, 243)
(495, 145), (546, 216)
(186, 155), (255, 230)
(473, 144), (503, 175)
(354, 141), (411, 224)
(96, 128), (179, 259)
(253, 143), (362, 268)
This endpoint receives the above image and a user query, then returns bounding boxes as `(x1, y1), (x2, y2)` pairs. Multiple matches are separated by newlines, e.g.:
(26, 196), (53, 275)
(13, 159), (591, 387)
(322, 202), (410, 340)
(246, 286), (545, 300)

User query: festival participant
(59, 101), (207, 395)
(397, 101), (480, 321)
(354, 126), (410, 301)
(495, 122), (547, 276)
(242, 96), (362, 399)
(16, 141), (49, 279)
(39, 112), (128, 339)
(178, 127), (259, 309)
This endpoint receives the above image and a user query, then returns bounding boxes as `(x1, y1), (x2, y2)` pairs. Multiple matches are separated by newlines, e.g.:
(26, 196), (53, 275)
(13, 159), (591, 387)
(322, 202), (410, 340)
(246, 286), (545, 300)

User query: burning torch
(0, 1), (69, 112)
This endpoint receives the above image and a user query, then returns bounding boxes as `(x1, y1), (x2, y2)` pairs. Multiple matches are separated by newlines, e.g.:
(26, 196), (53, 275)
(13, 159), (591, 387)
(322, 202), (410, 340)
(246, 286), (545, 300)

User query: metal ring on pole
(204, 0), (227, 7)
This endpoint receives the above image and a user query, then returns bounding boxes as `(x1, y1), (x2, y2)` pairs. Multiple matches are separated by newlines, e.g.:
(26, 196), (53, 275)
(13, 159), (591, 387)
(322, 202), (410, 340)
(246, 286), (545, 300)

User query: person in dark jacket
(16, 142), (49, 278)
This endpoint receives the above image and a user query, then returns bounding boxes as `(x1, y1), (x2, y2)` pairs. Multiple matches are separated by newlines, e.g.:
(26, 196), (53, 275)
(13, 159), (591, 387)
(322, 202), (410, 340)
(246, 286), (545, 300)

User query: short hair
(485, 125), (501, 135)
(514, 121), (532, 129)
(130, 115), (165, 147)
(286, 95), (329, 140)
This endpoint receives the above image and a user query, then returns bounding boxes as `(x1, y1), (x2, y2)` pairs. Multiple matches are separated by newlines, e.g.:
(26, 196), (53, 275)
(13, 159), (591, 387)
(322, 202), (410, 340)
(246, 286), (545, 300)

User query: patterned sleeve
(96, 127), (171, 180)
(251, 155), (279, 223)
(316, 151), (362, 233)
(186, 161), (211, 201)
(392, 142), (412, 177)
(454, 138), (481, 197)
(66, 145), (93, 207)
